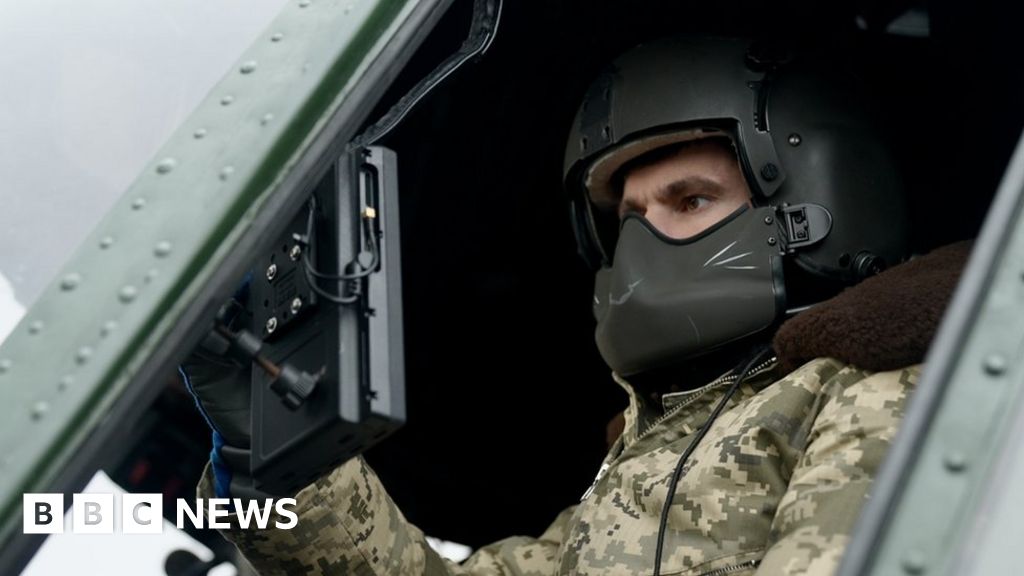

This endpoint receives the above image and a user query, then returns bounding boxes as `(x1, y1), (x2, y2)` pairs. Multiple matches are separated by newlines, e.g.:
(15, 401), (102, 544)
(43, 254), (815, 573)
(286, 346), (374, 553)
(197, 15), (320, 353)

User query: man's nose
(642, 204), (675, 237)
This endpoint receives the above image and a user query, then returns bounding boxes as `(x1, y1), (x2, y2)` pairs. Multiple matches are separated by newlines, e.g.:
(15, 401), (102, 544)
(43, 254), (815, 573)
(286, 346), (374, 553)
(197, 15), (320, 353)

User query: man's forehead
(583, 127), (735, 206)
(620, 139), (739, 193)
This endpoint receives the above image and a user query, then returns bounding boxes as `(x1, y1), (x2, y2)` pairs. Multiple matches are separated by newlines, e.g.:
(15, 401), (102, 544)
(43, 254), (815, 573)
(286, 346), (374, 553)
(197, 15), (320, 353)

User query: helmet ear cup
(766, 65), (908, 283)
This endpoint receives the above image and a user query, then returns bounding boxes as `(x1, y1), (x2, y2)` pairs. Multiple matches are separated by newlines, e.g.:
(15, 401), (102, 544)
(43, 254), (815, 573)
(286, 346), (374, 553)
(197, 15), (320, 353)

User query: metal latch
(778, 203), (832, 251)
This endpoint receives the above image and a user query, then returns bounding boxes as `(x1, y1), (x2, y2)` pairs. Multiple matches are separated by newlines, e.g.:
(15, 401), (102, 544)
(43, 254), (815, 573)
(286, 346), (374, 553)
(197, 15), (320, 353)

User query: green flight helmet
(563, 36), (909, 375)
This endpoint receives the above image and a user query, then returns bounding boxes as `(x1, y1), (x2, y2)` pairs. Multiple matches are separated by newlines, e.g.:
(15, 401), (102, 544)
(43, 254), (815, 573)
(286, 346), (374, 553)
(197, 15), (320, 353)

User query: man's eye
(681, 196), (711, 212)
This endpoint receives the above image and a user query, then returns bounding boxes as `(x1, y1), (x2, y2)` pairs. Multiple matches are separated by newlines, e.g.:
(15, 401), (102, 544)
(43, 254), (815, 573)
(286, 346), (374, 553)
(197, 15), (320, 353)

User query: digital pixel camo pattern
(198, 357), (918, 575)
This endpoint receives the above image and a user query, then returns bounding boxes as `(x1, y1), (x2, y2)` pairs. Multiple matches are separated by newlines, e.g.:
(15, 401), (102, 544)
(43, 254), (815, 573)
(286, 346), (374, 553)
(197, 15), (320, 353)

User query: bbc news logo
(23, 493), (298, 534)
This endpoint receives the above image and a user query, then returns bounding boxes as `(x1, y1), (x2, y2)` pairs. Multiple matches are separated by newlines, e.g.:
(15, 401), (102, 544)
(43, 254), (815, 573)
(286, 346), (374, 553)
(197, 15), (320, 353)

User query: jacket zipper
(636, 357), (778, 441)
(696, 559), (761, 576)
(580, 358), (777, 503)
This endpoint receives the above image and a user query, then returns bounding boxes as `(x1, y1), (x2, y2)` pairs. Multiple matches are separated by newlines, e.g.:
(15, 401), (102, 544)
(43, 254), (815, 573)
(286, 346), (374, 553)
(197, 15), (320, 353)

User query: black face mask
(593, 205), (786, 376)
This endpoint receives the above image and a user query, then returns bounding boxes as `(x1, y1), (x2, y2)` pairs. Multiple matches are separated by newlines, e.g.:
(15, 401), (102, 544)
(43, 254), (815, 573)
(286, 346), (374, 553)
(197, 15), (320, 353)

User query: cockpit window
(0, 0), (289, 344)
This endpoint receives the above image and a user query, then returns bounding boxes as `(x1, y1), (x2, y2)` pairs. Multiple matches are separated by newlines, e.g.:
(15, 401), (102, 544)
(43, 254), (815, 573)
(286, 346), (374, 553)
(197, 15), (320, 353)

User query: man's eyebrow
(654, 175), (724, 200)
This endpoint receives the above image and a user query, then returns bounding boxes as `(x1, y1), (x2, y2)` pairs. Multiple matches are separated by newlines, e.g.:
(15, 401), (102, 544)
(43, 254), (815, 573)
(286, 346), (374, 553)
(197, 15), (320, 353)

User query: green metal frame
(0, 0), (451, 568)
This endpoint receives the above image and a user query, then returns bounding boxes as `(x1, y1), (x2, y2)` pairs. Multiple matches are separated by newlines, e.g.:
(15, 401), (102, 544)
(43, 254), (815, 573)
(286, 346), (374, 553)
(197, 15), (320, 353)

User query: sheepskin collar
(773, 240), (973, 373)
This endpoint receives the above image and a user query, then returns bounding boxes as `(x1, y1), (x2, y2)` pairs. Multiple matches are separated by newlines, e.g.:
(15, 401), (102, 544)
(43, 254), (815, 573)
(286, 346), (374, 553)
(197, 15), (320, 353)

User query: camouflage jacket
(199, 356), (918, 576)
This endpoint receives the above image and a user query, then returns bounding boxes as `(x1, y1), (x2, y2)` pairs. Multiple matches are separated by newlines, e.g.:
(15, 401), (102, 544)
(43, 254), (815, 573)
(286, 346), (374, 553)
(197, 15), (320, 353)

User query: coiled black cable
(299, 196), (379, 305)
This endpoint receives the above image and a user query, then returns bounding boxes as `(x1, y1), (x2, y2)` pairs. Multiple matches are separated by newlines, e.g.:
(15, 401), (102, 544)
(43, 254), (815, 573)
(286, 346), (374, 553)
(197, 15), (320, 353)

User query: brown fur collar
(773, 240), (973, 373)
